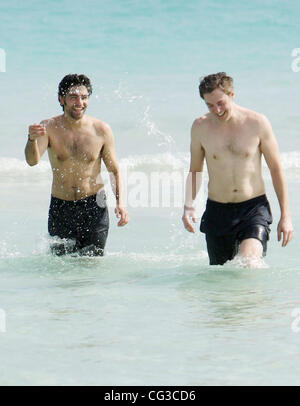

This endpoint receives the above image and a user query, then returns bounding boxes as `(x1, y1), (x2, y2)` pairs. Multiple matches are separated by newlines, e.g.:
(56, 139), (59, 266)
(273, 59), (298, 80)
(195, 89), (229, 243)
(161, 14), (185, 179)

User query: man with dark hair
(58, 74), (93, 107)
(25, 74), (129, 256)
(182, 72), (293, 266)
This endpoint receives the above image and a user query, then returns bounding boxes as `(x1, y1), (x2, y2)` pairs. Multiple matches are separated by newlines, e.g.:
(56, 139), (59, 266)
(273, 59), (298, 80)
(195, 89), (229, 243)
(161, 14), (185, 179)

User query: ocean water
(1, 0), (300, 386)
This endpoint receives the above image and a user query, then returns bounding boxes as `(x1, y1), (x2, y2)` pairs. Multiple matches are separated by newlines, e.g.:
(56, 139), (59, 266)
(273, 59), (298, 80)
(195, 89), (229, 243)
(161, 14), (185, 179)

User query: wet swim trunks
(200, 194), (272, 265)
(48, 190), (109, 256)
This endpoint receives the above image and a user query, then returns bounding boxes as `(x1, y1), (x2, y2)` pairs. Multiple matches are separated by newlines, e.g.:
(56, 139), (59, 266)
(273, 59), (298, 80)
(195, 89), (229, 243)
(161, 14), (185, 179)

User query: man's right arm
(182, 119), (205, 233)
(25, 122), (49, 166)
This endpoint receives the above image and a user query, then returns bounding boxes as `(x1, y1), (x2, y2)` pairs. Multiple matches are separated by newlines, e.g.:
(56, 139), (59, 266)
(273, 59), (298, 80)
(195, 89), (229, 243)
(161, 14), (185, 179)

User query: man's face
(60, 85), (89, 120)
(203, 88), (234, 121)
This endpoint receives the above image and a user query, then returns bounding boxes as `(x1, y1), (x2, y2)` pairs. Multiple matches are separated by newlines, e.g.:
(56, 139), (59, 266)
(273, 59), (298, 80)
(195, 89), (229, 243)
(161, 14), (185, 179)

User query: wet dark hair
(58, 74), (92, 110)
(199, 72), (233, 99)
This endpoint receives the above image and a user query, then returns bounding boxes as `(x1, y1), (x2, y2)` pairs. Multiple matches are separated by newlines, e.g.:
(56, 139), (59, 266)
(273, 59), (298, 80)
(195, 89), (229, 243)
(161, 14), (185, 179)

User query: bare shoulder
(241, 107), (271, 129)
(40, 115), (62, 130)
(192, 114), (210, 135)
(256, 112), (272, 131)
(89, 117), (115, 149)
(40, 115), (62, 127)
(193, 113), (210, 127)
(90, 117), (113, 137)
(237, 108), (273, 142)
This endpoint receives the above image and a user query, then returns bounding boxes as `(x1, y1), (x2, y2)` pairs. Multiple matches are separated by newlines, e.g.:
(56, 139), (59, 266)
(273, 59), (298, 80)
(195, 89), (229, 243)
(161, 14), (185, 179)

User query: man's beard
(66, 106), (86, 120)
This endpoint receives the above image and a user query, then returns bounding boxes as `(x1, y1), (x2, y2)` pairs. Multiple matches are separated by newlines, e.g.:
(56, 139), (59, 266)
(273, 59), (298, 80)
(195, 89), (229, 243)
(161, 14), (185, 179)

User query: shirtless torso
(44, 115), (107, 201)
(183, 85), (293, 263)
(25, 82), (128, 226)
(193, 106), (266, 203)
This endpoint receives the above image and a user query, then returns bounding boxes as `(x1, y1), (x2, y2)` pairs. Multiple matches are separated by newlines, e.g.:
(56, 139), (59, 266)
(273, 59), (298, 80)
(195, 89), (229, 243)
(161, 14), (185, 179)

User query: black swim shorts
(200, 194), (273, 265)
(48, 190), (109, 256)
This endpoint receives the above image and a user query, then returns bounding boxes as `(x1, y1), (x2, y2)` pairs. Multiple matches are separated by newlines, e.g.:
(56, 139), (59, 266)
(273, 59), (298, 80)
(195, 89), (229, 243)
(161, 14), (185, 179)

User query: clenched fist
(28, 123), (46, 141)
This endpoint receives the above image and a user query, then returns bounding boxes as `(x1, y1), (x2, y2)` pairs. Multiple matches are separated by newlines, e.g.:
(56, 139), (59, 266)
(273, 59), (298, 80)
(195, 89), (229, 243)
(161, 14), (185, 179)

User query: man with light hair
(182, 72), (293, 265)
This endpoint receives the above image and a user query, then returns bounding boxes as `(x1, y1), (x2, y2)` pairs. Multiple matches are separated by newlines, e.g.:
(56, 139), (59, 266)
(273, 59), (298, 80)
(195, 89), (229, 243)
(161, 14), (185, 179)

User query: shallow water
(1, 250), (300, 385)
(1, 176), (300, 385)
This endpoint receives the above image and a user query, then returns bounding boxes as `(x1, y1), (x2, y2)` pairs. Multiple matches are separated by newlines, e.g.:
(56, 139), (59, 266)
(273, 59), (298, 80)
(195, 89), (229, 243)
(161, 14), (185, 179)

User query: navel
(233, 189), (238, 193)
(213, 154), (217, 159)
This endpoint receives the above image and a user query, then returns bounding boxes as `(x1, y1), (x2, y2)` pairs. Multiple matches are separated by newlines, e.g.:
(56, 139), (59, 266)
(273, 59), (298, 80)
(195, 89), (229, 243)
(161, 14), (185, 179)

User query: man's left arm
(101, 124), (129, 227)
(260, 115), (294, 246)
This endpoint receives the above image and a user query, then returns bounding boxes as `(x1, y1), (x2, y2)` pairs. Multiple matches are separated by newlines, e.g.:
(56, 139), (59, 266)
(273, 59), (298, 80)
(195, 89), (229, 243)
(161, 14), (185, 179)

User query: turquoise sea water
(1, 0), (300, 385)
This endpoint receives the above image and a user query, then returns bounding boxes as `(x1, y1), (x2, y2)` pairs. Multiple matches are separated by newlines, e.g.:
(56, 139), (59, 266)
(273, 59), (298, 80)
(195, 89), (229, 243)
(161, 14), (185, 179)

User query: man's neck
(62, 113), (85, 129)
(229, 103), (240, 122)
(217, 103), (240, 127)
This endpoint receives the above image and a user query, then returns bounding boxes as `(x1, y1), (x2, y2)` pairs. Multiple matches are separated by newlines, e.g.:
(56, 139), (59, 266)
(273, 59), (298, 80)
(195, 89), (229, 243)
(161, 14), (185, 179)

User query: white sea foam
(106, 250), (208, 264)
(1, 151), (300, 182)
(262, 151), (300, 179)
(0, 157), (51, 180)
(280, 151), (300, 171)
(119, 152), (189, 172)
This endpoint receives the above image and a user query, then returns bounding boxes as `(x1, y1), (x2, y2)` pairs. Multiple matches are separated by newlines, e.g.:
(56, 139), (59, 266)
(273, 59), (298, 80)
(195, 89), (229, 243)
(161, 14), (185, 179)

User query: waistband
(50, 190), (106, 207)
(51, 194), (96, 205)
(207, 194), (268, 208)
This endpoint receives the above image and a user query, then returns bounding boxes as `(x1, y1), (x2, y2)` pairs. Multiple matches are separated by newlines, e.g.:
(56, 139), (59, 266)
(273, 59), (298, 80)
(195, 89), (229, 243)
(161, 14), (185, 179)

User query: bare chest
(49, 130), (103, 163)
(203, 129), (260, 160)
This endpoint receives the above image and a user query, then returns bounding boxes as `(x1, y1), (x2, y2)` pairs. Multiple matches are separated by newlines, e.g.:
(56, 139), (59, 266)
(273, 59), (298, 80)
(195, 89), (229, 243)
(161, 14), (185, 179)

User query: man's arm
(101, 124), (129, 226)
(260, 115), (294, 246)
(182, 119), (205, 233)
(25, 122), (49, 166)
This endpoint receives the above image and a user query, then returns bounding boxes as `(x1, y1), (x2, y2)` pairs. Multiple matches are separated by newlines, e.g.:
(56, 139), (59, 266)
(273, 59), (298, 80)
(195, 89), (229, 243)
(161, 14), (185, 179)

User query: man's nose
(74, 96), (83, 105)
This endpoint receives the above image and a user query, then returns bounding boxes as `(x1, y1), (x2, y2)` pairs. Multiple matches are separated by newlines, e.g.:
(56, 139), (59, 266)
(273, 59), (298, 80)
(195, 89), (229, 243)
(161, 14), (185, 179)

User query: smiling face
(60, 85), (89, 120)
(203, 88), (235, 122)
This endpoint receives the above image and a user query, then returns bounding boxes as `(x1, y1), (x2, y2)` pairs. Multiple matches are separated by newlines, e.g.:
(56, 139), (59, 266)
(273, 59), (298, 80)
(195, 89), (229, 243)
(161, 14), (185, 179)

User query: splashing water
(141, 105), (175, 148)
(224, 255), (269, 269)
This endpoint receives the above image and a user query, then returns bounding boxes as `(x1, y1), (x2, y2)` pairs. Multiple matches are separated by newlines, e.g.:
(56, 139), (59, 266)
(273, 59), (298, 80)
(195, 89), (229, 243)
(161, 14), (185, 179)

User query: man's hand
(115, 205), (129, 227)
(277, 216), (294, 247)
(182, 206), (197, 233)
(28, 123), (46, 141)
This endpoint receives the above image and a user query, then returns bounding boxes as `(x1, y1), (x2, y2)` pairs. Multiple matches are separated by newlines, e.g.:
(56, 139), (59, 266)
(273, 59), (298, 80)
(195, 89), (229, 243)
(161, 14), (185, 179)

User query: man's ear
(59, 95), (65, 107)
